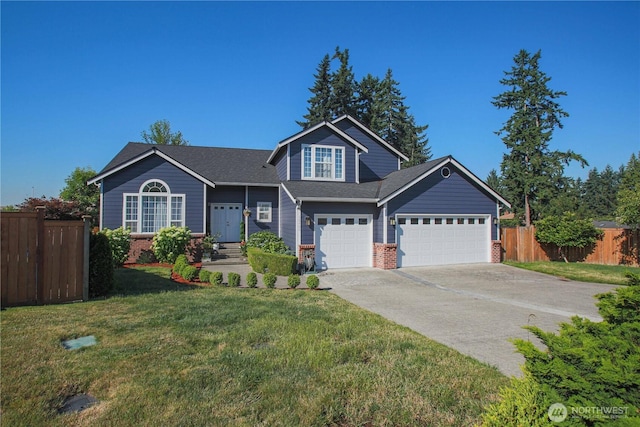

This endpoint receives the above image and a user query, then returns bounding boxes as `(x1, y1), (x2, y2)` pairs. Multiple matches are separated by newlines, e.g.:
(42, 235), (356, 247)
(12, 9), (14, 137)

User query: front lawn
(1, 266), (507, 426)
(504, 261), (637, 285)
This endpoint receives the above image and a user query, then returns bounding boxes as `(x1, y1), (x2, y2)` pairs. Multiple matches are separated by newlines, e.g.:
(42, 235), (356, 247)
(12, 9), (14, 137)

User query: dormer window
(302, 144), (344, 181)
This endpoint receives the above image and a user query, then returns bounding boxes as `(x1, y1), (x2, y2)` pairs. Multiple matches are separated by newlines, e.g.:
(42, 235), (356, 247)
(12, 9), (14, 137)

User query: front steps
(202, 242), (247, 266)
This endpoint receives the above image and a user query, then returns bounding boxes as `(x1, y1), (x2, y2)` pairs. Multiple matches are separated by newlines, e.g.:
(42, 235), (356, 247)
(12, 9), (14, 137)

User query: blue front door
(210, 203), (242, 242)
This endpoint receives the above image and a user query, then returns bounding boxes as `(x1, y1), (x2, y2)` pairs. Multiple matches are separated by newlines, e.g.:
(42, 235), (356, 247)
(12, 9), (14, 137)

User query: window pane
(331, 218), (341, 225)
(345, 218), (355, 225)
(358, 218), (368, 225)
(318, 218), (327, 225)
(303, 146), (312, 178)
(171, 196), (183, 227)
(143, 181), (167, 193)
(315, 147), (332, 178)
(142, 195), (167, 233)
(125, 195), (138, 232)
(335, 149), (343, 179)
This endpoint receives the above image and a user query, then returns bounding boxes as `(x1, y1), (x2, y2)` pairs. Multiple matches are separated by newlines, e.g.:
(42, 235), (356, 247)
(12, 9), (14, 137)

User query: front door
(210, 203), (242, 242)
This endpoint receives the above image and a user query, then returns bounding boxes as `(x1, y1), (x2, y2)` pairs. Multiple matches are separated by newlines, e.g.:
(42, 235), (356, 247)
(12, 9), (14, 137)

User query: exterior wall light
(305, 216), (312, 226)
(389, 217), (396, 226)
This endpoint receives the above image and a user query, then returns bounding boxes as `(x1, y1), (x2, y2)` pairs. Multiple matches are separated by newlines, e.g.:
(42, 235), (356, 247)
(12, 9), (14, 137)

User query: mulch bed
(123, 262), (205, 285)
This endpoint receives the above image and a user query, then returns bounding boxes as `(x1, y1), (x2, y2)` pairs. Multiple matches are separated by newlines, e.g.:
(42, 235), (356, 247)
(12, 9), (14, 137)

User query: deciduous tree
(141, 119), (189, 146)
(60, 166), (99, 219)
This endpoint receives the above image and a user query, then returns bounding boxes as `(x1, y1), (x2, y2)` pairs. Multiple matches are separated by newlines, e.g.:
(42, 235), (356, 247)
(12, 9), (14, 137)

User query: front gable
(268, 120), (368, 183)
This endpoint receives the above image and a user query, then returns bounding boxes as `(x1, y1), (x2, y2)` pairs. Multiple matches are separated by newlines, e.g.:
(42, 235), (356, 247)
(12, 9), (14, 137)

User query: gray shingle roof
(378, 156), (450, 200)
(98, 142), (280, 185)
(283, 180), (381, 201)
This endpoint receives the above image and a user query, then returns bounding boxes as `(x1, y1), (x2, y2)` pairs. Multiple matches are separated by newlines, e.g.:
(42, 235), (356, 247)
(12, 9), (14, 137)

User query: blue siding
(279, 186), (297, 251)
(102, 155), (205, 232)
(334, 121), (400, 181)
(387, 166), (498, 242)
(300, 202), (379, 244)
(289, 128), (357, 182)
(274, 149), (288, 181)
(247, 187), (279, 235)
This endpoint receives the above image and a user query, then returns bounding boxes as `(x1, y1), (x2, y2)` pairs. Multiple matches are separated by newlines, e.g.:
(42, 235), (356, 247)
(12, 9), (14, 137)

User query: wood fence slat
(501, 226), (639, 266)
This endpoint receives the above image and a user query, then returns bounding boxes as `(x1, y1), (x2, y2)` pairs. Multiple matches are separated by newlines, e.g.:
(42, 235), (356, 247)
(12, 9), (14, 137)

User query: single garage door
(315, 215), (372, 269)
(397, 215), (490, 267)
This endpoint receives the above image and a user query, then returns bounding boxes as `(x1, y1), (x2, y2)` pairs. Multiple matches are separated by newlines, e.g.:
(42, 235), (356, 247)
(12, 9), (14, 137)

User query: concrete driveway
(318, 263), (618, 377)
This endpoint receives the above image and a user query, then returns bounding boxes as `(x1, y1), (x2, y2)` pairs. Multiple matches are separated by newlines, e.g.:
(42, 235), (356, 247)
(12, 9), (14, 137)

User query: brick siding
(491, 240), (502, 263)
(373, 243), (397, 269)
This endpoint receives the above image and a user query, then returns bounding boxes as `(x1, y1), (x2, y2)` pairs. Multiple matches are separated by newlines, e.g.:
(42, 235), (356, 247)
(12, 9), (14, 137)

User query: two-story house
(88, 115), (510, 269)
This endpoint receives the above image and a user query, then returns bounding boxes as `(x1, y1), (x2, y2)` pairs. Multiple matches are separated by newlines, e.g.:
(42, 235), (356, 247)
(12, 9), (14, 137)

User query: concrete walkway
(318, 263), (617, 377)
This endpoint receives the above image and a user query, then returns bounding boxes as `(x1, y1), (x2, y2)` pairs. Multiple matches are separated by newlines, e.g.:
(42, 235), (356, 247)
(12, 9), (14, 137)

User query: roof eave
(332, 115), (409, 161)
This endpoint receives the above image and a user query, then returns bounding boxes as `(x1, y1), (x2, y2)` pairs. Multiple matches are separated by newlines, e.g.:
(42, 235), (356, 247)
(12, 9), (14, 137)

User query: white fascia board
(215, 181), (279, 187)
(87, 148), (218, 189)
(298, 197), (378, 203)
(377, 158), (450, 207)
(281, 183), (296, 204)
(266, 121), (328, 164)
(324, 122), (369, 153)
(332, 115), (407, 161)
(448, 158), (512, 208)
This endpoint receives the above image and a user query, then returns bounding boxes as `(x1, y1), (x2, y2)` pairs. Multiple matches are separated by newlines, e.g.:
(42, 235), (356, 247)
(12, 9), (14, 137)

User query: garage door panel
(315, 215), (372, 269)
(397, 215), (489, 267)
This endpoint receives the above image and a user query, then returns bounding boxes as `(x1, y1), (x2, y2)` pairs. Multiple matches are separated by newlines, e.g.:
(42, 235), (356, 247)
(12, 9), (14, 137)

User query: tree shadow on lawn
(110, 266), (198, 297)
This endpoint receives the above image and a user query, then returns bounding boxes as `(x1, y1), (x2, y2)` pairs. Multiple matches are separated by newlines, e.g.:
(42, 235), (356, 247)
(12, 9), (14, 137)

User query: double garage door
(397, 215), (490, 267)
(314, 215), (372, 269)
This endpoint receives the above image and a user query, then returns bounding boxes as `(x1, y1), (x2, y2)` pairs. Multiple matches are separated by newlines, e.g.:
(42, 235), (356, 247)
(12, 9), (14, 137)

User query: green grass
(1, 266), (507, 426)
(504, 261), (638, 285)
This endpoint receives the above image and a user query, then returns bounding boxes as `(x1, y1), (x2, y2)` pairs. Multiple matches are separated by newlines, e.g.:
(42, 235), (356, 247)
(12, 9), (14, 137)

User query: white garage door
(315, 215), (372, 269)
(397, 215), (490, 267)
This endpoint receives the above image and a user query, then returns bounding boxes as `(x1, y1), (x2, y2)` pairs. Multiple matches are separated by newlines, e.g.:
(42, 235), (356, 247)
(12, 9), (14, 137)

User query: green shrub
(512, 281), (640, 425)
(181, 266), (198, 282)
(306, 275), (319, 290)
(152, 226), (192, 264)
(89, 232), (114, 297)
(228, 272), (241, 287)
(198, 269), (211, 283)
(173, 254), (189, 275)
(287, 274), (300, 289)
(247, 247), (297, 276)
(626, 271), (640, 287)
(534, 212), (603, 262)
(210, 271), (223, 286)
(263, 272), (277, 289)
(247, 272), (258, 288)
(246, 231), (290, 254)
(100, 226), (131, 266)
(480, 371), (551, 427)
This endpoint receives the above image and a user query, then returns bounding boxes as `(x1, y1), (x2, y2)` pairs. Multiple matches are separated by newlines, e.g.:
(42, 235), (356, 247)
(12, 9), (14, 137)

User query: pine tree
(354, 73), (381, 129)
(616, 152), (640, 228)
(297, 54), (333, 128)
(492, 49), (586, 226)
(329, 47), (357, 118)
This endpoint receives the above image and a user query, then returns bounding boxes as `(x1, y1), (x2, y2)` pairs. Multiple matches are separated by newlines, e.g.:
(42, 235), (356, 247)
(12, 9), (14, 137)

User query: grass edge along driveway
(1, 266), (507, 427)
(504, 261), (637, 285)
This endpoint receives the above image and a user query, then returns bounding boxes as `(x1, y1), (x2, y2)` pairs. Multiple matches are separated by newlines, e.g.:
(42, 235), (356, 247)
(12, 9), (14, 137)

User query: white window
(302, 144), (345, 181)
(256, 202), (272, 223)
(123, 180), (185, 233)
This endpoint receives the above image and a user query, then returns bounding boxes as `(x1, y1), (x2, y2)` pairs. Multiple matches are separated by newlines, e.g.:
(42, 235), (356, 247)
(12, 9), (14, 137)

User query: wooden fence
(1, 209), (90, 307)
(501, 226), (639, 266)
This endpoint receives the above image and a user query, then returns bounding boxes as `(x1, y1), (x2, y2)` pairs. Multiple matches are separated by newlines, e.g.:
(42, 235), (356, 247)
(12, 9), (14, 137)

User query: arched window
(123, 180), (185, 233)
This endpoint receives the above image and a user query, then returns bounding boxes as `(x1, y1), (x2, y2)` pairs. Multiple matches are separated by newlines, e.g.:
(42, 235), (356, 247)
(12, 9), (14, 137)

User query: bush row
(247, 247), (297, 276)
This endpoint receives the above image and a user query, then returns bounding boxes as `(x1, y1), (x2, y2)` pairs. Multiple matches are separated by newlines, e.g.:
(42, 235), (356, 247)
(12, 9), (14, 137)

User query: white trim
(266, 120), (369, 164)
(202, 183), (207, 234)
(295, 201), (302, 258)
(355, 150), (360, 184)
(281, 183), (296, 204)
(278, 186), (282, 238)
(398, 157), (401, 171)
(88, 148), (217, 189)
(383, 203), (388, 244)
(99, 180), (104, 230)
(122, 180), (186, 234)
(245, 186), (249, 240)
(256, 201), (272, 223)
(286, 144), (291, 181)
(332, 115), (409, 162)
(297, 197), (378, 203)
(377, 157), (512, 208)
(301, 144), (346, 182)
(214, 181), (279, 187)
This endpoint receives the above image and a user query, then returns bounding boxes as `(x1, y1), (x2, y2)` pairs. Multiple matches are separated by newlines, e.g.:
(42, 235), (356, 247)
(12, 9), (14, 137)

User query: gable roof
(377, 155), (511, 208)
(331, 115), (410, 162)
(266, 120), (369, 164)
(282, 180), (380, 203)
(88, 143), (280, 187)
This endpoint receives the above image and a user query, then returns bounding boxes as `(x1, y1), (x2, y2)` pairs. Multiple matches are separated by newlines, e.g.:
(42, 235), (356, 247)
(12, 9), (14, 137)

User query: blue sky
(2, 1), (639, 206)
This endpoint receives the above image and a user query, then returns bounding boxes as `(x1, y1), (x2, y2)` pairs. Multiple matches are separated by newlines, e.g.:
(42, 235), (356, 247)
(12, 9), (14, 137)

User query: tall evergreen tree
(582, 165), (621, 220)
(298, 50), (431, 166)
(297, 54), (333, 128)
(616, 152), (640, 228)
(492, 49), (586, 226)
(329, 47), (357, 118)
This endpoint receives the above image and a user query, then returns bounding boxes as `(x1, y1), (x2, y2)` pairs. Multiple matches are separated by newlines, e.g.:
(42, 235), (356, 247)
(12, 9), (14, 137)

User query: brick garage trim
(491, 240), (502, 263)
(373, 243), (397, 270)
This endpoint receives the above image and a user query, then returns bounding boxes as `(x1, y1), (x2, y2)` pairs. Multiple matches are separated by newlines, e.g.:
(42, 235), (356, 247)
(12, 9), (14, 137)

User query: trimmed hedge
(306, 275), (319, 290)
(89, 232), (114, 297)
(173, 254), (189, 276)
(287, 274), (301, 289)
(247, 272), (258, 288)
(210, 271), (223, 286)
(181, 266), (198, 282)
(247, 247), (297, 276)
(228, 272), (241, 287)
(198, 269), (211, 283)
(263, 272), (277, 289)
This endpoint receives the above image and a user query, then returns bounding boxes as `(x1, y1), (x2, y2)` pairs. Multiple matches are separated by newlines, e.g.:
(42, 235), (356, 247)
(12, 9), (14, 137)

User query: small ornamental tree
(534, 212), (603, 262)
